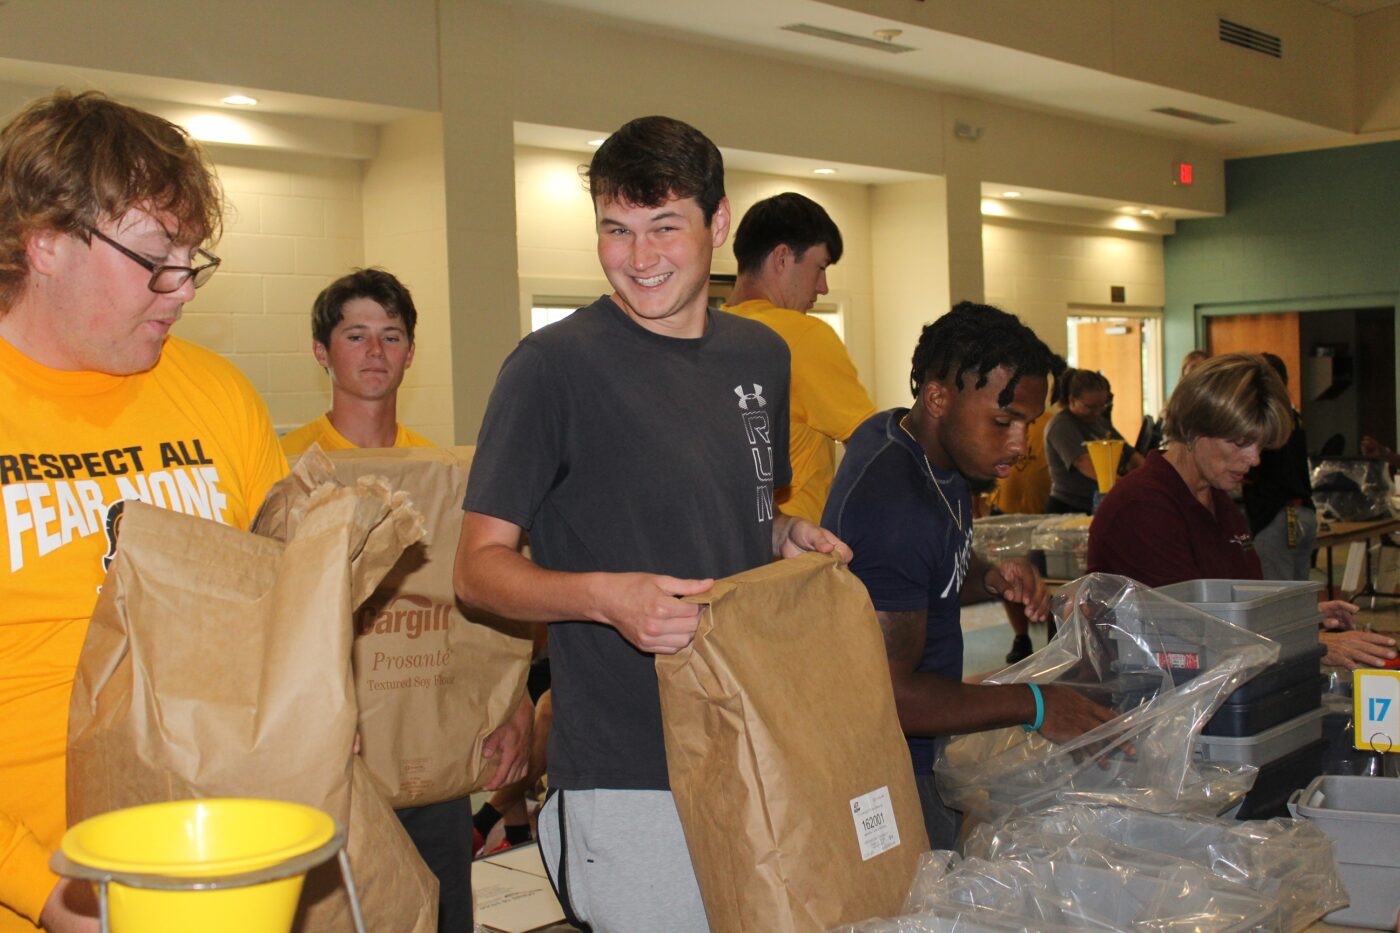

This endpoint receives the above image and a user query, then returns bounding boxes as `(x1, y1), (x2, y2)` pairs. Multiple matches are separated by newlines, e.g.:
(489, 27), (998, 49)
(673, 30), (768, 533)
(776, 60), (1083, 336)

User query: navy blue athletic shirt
(823, 408), (972, 774)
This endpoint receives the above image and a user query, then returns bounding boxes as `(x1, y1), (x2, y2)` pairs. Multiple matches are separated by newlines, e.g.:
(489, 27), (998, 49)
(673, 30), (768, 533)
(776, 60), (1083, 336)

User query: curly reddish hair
(0, 89), (223, 312)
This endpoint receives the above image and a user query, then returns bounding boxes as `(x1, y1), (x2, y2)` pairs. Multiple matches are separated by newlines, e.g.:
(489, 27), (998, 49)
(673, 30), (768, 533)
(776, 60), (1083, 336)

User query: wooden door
(1206, 313), (1302, 409)
(1075, 320), (1144, 445)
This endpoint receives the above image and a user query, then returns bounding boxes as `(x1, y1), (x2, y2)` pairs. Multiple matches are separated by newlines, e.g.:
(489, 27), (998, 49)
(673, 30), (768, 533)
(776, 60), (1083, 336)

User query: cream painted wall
(870, 179), (951, 410)
(0, 2), (1245, 439)
(0, 0), (440, 111)
(981, 218), (1165, 360)
(823, 0), (1356, 132)
(174, 147), (363, 433)
(362, 115), (455, 446)
(513, 145), (880, 391)
(1357, 6), (1400, 133)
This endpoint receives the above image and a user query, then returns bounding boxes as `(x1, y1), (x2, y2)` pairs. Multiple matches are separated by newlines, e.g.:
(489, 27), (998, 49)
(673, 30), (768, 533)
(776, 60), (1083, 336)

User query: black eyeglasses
(86, 227), (221, 293)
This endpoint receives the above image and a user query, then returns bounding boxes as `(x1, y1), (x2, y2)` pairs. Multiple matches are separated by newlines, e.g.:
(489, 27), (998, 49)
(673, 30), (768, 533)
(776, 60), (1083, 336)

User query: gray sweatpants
(538, 788), (710, 933)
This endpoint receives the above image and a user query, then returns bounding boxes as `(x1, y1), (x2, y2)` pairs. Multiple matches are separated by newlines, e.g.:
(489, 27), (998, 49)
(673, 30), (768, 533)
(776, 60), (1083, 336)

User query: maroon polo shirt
(1087, 449), (1262, 586)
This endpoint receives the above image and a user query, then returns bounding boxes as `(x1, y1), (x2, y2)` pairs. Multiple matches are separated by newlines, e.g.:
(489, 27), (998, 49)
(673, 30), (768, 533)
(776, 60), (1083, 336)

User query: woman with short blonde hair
(1088, 353), (1396, 670)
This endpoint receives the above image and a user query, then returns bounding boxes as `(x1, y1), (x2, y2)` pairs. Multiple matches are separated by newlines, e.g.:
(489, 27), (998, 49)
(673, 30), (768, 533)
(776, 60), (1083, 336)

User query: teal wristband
(1022, 682), (1045, 732)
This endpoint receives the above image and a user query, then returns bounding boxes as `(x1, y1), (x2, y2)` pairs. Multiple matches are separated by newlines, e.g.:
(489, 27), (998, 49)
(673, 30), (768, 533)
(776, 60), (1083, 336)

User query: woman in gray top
(1044, 369), (1144, 513)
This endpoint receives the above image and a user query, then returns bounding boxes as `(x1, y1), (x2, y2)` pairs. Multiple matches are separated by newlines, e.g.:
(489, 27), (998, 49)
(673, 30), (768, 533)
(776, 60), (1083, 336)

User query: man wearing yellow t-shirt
(0, 91), (286, 932)
(724, 193), (876, 525)
(281, 268), (432, 455)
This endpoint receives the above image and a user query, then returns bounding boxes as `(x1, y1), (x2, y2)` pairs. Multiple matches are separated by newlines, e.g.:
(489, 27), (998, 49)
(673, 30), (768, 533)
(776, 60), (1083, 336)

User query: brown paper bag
(657, 552), (928, 933)
(68, 488), (438, 933)
(256, 445), (532, 807)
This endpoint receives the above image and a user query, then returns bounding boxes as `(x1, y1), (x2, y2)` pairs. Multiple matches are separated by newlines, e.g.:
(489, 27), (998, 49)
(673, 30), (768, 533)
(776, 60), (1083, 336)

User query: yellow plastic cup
(58, 798), (335, 933)
(1086, 439), (1126, 494)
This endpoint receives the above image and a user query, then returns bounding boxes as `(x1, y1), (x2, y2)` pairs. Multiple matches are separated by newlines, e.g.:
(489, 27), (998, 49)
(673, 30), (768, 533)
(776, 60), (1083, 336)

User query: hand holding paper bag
(657, 552), (927, 933)
(68, 482), (438, 933)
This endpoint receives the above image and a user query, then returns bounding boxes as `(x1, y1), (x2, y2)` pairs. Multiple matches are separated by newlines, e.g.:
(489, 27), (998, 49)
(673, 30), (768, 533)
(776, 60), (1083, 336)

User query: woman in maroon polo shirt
(1087, 353), (1396, 670)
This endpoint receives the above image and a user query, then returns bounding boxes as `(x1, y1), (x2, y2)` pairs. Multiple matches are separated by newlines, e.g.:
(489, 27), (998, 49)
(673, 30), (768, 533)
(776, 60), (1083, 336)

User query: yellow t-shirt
(0, 336), (286, 930)
(280, 413), (434, 456)
(989, 408), (1053, 515)
(725, 300), (876, 525)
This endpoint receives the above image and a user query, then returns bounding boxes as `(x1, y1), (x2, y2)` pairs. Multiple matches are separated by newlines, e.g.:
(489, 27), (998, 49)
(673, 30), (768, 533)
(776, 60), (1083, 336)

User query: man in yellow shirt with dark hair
(0, 90), (286, 932)
(281, 267), (432, 455)
(724, 193), (876, 525)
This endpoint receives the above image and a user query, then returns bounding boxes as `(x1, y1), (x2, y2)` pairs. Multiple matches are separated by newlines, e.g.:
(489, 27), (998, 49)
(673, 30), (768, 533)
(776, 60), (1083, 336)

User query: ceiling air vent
(781, 23), (916, 54)
(1151, 106), (1234, 126)
(1219, 18), (1282, 58)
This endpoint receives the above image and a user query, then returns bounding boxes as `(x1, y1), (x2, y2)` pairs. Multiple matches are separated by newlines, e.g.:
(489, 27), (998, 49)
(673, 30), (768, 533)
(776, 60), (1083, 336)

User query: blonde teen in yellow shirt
(0, 92), (285, 931)
(724, 194), (875, 525)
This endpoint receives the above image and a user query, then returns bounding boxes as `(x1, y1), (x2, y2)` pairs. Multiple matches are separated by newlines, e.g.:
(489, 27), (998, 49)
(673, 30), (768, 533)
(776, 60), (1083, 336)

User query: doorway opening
(1067, 312), (1164, 447)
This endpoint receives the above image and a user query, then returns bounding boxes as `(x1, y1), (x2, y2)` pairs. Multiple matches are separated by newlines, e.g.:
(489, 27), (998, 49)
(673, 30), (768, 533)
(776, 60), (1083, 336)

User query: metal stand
(51, 823), (366, 933)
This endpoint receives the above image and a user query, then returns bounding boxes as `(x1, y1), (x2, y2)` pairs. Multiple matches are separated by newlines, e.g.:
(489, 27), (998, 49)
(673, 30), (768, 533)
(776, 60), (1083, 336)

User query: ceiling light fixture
(813, 168), (837, 175)
(221, 95), (258, 107)
(587, 138), (606, 147)
(1001, 191), (1021, 198)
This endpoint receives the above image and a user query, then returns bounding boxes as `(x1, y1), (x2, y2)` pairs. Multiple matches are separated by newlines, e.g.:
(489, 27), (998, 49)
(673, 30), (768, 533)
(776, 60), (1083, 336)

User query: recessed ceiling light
(1138, 209), (1155, 216)
(813, 168), (837, 175)
(1001, 191), (1021, 198)
(587, 138), (606, 147)
(221, 95), (258, 107)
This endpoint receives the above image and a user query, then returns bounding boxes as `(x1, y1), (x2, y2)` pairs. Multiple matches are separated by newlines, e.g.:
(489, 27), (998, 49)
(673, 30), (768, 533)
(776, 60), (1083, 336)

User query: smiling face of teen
(313, 296), (415, 403)
(20, 207), (200, 374)
(594, 193), (730, 338)
(1187, 435), (1262, 492)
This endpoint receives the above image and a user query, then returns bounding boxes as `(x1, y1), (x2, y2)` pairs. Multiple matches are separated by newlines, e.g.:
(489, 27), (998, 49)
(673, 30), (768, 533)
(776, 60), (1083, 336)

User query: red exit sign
(1173, 161), (1194, 186)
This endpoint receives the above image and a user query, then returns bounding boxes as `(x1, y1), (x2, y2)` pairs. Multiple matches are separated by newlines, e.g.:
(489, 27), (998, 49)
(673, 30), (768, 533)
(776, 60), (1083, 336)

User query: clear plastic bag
(971, 515), (1048, 563)
(835, 847), (1284, 932)
(1311, 457), (1395, 522)
(1028, 514), (1092, 554)
(962, 805), (1348, 931)
(935, 574), (1281, 823)
(1028, 515), (1092, 578)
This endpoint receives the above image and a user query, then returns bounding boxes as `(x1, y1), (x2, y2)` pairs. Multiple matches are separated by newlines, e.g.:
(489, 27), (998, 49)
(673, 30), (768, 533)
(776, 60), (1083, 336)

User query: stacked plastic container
(1119, 580), (1327, 818)
(1288, 775), (1400, 928)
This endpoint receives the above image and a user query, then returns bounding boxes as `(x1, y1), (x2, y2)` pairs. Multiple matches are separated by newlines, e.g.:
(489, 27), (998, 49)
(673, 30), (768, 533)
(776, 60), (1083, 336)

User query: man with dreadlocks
(823, 301), (1116, 849)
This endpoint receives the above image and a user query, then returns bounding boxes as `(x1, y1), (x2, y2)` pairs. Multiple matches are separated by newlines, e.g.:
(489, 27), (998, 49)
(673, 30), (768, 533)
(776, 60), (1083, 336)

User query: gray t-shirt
(1044, 409), (1122, 511)
(465, 296), (791, 790)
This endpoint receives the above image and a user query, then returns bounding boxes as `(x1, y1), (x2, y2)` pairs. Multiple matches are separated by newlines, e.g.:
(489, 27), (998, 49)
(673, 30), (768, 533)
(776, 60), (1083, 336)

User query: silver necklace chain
(899, 413), (964, 533)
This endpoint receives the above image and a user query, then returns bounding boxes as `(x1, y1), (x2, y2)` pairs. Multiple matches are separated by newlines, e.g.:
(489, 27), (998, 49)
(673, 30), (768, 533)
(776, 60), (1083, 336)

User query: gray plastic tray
(1288, 775), (1400, 929)
(1195, 707), (1325, 765)
(1156, 579), (1323, 635)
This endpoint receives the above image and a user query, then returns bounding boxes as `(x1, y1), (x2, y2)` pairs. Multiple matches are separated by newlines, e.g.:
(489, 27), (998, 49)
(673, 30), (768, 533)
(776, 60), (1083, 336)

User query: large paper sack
(256, 446), (532, 807)
(657, 552), (928, 933)
(68, 491), (438, 933)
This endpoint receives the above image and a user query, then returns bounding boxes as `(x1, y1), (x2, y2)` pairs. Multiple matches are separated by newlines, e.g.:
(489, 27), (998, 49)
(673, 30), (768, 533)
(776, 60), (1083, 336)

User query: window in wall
(810, 303), (845, 342)
(530, 299), (592, 332)
(1067, 312), (1163, 446)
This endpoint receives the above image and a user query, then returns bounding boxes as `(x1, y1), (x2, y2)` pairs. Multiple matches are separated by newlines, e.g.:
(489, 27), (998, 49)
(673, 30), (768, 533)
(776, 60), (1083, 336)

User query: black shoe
(1005, 634), (1033, 664)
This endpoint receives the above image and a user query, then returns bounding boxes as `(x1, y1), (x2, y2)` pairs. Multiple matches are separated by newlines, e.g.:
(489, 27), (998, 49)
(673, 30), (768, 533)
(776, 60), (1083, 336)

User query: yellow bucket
(1086, 439), (1125, 494)
(58, 798), (335, 933)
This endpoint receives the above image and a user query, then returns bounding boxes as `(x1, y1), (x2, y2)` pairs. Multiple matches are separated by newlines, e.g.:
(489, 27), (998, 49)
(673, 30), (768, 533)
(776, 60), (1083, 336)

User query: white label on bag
(849, 785), (900, 861)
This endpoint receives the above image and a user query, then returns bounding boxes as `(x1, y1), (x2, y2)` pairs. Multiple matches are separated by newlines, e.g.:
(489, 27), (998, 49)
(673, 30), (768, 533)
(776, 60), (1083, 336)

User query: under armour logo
(734, 384), (765, 410)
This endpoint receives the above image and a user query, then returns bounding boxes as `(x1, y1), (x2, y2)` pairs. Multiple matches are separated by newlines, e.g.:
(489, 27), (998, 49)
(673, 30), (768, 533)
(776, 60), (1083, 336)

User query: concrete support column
(438, 0), (521, 443)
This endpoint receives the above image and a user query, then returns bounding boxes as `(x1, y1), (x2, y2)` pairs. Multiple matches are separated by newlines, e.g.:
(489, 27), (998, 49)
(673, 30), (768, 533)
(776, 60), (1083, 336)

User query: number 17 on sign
(1354, 669), (1400, 752)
